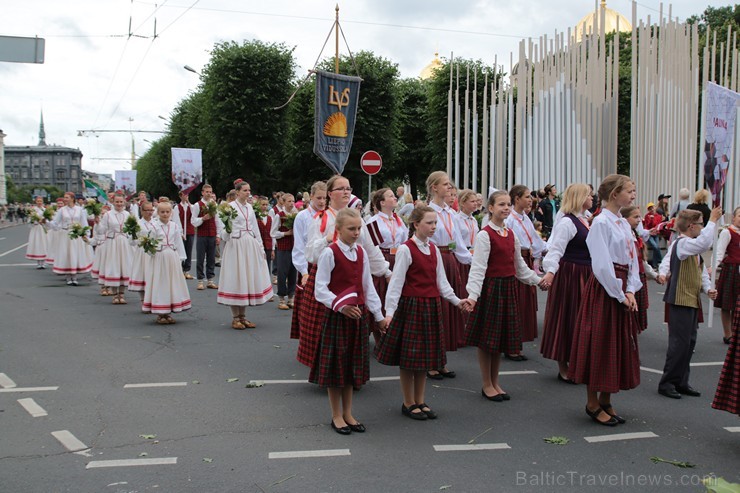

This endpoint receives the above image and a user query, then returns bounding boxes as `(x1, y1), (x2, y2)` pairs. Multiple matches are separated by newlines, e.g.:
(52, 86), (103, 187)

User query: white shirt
(220, 200), (262, 246)
(270, 207), (298, 240)
(454, 211), (480, 252)
(505, 209), (546, 258)
(172, 201), (194, 237)
(365, 211), (409, 249)
(384, 235), (460, 319)
(148, 219), (186, 260)
(658, 222), (715, 293)
(543, 212), (589, 274)
(191, 199), (217, 229)
(714, 226), (740, 271)
(314, 240), (384, 322)
(52, 205), (89, 232)
(100, 209), (131, 238)
(466, 221), (541, 302)
(428, 202), (472, 264)
(292, 206), (316, 275)
(587, 208), (642, 302)
(398, 202), (414, 218)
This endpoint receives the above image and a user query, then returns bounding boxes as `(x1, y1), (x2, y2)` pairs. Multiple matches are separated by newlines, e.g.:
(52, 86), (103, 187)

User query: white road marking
(123, 382), (188, 389)
(690, 362), (724, 367)
(0, 243), (29, 257)
(260, 371), (537, 385)
(640, 366), (663, 374)
(0, 373), (17, 388)
(0, 237), (6, 240)
(0, 386), (59, 393)
(433, 443), (511, 452)
(584, 431), (659, 443)
(86, 457), (178, 469)
(51, 430), (89, 453)
(724, 426), (740, 433)
(0, 263), (36, 267)
(269, 449), (351, 459)
(500, 370), (538, 375)
(17, 398), (48, 417)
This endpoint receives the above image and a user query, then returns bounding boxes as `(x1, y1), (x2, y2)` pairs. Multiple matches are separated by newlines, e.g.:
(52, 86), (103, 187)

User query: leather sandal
(232, 318), (246, 330)
(164, 315), (175, 324)
(156, 316), (169, 325)
(241, 318), (256, 329)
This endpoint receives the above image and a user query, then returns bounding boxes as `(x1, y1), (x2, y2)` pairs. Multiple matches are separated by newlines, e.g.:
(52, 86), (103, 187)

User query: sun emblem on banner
(323, 112), (348, 137)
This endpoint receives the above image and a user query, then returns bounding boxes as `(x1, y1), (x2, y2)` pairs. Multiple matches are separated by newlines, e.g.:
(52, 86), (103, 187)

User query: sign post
(360, 150), (382, 206)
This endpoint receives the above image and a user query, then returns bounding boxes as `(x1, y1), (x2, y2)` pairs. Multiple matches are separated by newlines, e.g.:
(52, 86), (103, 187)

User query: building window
(71, 168), (78, 179)
(21, 169), (28, 179)
(56, 169), (66, 181)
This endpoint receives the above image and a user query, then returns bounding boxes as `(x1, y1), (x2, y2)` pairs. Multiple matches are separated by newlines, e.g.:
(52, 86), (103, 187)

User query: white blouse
(314, 240), (384, 322)
(428, 202), (473, 265)
(505, 209), (547, 258)
(292, 206), (317, 276)
(365, 211), (409, 249)
(466, 221), (541, 302)
(148, 219), (186, 260)
(542, 212), (589, 274)
(587, 208), (642, 302)
(220, 200), (261, 245)
(454, 211), (480, 252)
(101, 209), (131, 238)
(384, 235), (460, 319)
(52, 205), (89, 231)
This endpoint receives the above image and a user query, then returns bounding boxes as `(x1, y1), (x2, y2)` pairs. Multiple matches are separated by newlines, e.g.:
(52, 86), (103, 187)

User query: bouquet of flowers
(123, 215), (141, 239)
(29, 210), (43, 225)
(474, 212), (486, 228)
(217, 202), (239, 234)
(253, 206), (266, 221)
(138, 234), (161, 256)
(42, 205), (56, 222)
(68, 222), (91, 240)
(204, 200), (218, 218)
(281, 212), (298, 230)
(84, 198), (103, 217)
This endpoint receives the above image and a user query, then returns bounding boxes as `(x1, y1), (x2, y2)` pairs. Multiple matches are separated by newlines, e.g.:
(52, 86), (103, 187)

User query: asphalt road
(0, 222), (738, 493)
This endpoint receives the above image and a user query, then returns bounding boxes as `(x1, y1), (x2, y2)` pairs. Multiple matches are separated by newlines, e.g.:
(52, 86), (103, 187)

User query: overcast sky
(0, 0), (732, 178)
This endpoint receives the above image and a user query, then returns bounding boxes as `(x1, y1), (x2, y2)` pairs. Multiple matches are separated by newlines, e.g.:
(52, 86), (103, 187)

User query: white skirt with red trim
(142, 248), (191, 314)
(99, 235), (132, 287)
(217, 233), (272, 306)
(52, 235), (93, 275)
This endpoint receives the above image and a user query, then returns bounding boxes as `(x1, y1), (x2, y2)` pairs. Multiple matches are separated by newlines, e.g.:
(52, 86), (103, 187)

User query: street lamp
(184, 65), (200, 75)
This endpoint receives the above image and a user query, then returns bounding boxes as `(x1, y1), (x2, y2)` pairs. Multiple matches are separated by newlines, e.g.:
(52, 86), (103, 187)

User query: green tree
(395, 77), (432, 197)
(136, 135), (179, 199)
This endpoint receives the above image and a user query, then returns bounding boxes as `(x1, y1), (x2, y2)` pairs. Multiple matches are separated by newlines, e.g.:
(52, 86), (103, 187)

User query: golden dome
(575, 1), (632, 42)
(420, 52), (443, 80)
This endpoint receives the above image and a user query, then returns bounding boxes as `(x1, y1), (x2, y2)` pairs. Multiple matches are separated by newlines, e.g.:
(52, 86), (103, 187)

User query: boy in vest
(175, 190), (196, 279)
(657, 207), (722, 399)
(191, 184), (220, 290)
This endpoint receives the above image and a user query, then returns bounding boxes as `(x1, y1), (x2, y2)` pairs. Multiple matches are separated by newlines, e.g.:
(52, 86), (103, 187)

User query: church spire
(38, 109), (47, 146)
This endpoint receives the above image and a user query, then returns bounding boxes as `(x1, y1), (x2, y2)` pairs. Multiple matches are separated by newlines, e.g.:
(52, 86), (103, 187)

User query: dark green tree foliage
(396, 77), (432, 197)
(135, 135), (179, 199)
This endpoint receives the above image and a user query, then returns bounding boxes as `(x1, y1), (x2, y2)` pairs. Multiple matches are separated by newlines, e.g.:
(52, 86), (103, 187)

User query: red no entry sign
(360, 150), (382, 175)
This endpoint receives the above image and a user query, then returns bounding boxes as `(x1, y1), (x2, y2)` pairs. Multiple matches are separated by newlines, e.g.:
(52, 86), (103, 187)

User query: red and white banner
(703, 82), (740, 207)
(171, 148), (203, 194)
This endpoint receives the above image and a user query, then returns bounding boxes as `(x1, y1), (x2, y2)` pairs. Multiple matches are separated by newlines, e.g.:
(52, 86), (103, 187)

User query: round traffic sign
(360, 150), (382, 175)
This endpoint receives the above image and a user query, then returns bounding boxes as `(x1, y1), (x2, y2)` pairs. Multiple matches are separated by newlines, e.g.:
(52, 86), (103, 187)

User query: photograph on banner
(171, 147), (203, 194)
(114, 170), (137, 197)
(703, 82), (740, 207)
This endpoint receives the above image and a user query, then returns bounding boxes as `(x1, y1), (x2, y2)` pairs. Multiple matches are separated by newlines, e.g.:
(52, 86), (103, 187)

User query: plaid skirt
(296, 264), (328, 367)
(635, 272), (649, 333)
(308, 307), (370, 389)
(372, 250), (396, 312)
(289, 282), (303, 339)
(714, 262), (740, 310)
(540, 260), (590, 362)
(464, 276), (521, 354)
(712, 296), (740, 415)
(374, 296), (446, 370)
(518, 251), (538, 342)
(568, 265), (641, 393)
(439, 249), (465, 352)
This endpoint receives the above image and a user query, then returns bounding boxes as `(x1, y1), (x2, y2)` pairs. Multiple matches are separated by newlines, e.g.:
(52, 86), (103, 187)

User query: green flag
(84, 180), (109, 205)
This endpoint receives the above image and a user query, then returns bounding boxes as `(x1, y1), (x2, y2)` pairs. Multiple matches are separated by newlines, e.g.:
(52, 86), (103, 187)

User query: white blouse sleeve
(465, 231), (491, 302)
(361, 250), (384, 321)
(513, 234), (542, 285)
(587, 220), (627, 303)
(384, 244), (411, 319)
(542, 219), (577, 274)
(359, 224), (391, 277)
(715, 228), (731, 270)
(314, 248), (336, 309)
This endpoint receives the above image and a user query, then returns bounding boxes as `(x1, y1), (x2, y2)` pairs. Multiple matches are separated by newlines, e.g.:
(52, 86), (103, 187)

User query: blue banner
(313, 70), (362, 175)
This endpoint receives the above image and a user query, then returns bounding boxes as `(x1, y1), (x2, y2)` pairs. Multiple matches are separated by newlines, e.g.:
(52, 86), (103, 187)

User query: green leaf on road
(226, 378), (239, 383)
(439, 486), (452, 490)
(649, 456), (696, 468)
(139, 452), (148, 457)
(245, 380), (264, 388)
(192, 380), (200, 384)
(543, 436), (570, 445)
(139, 434), (157, 440)
(203, 458), (213, 463)
(703, 477), (740, 493)
(273, 345), (281, 349)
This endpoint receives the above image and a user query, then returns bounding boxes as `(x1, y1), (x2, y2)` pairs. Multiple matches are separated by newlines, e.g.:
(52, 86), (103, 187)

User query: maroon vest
(328, 243), (365, 305)
(276, 210), (295, 251)
(257, 216), (273, 250)
(196, 200), (216, 237)
(724, 228), (740, 264)
(177, 203), (195, 235)
(402, 239), (441, 298)
(484, 226), (516, 277)
(561, 214), (591, 266)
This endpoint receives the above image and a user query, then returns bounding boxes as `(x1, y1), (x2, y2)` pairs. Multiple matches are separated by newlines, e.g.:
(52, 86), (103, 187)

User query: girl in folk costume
(99, 192), (133, 304)
(465, 191), (545, 402)
(51, 192), (93, 285)
(375, 206), (472, 420)
(45, 197), (65, 267)
(289, 182), (327, 339)
(255, 196), (275, 292)
(309, 208), (388, 435)
(454, 189), (480, 290)
(714, 207), (740, 345)
(142, 201), (191, 324)
(540, 183), (593, 383)
(426, 171), (472, 379)
(270, 193), (298, 310)
(128, 201), (156, 309)
(298, 175), (390, 368)
(365, 188), (409, 341)
(568, 174), (641, 426)
(25, 196), (48, 269)
(504, 185), (547, 361)
(622, 205), (656, 334)
(217, 180), (273, 329)
(712, 295), (740, 416)
(91, 204), (112, 295)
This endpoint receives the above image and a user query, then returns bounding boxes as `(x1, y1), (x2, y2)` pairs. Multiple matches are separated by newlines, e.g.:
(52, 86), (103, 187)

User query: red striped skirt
(464, 276), (521, 354)
(308, 307), (370, 389)
(374, 296), (446, 370)
(712, 296), (740, 415)
(540, 260), (590, 363)
(714, 262), (740, 310)
(635, 272), (649, 332)
(518, 250), (538, 342)
(295, 263), (328, 367)
(438, 247), (464, 352)
(567, 264), (641, 393)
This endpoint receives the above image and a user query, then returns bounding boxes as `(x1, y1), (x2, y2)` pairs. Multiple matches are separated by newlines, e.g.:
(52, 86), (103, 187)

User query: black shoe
(426, 371), (444, 380)
(418, 403), (437, 419)
(585, 406), (619, 426)
(557, 373), (577, 384)
(505, 353), (527, 361)
(600, 404), (626, 424)
(724, 336), (732, 345)
(330, 420), (351, 435)
(676, 386), (701, 397)
(439, 369), (456, 379)
(347, 422), (366, 433)
(481, 389), (503, 402)
(658, 388), (682, 399)
(501, 393), (511, 401)
(401, 404), (428, 420)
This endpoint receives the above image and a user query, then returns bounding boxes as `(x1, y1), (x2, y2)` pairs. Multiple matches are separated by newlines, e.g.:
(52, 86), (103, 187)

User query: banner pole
(335, 4), (340, 74)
